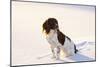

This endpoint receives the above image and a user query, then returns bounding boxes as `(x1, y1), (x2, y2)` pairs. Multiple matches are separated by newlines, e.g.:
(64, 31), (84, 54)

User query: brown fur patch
(57, 30), (65, 45)
(43, 18), (59, 34)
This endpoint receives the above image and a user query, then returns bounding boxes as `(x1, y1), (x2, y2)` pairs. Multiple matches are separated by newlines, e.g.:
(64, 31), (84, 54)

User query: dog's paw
(51, 56), (56, 59)
(55, 57), (60, 60)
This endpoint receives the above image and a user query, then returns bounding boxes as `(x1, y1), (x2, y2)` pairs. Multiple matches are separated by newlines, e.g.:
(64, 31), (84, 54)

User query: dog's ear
(42, 21), (46, 32)
(42, 20), (50, 34)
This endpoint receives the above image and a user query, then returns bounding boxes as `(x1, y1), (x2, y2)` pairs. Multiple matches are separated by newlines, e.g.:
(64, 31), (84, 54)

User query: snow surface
(12, 40), (95, 66)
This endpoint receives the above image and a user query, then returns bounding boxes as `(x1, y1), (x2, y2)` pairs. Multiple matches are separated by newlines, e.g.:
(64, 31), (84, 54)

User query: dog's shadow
(58, 53), (95, 63)
(68, 53), (94, 61)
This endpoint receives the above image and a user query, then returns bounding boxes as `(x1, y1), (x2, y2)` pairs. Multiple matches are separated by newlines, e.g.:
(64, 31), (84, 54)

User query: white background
(0, 0), (99, 67)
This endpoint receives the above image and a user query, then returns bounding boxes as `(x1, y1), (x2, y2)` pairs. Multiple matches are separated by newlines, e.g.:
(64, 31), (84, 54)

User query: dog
(42, 18), (78, 60)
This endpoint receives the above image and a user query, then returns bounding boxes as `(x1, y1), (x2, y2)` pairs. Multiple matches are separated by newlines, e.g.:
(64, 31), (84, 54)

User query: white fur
(44, 29), (75, 59)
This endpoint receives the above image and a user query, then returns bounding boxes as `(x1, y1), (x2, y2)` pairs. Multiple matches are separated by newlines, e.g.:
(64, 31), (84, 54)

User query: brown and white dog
(42, 18), (78, 60)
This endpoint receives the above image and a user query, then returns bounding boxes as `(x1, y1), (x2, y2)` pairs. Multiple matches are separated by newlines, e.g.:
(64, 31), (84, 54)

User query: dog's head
(42, 18), (59, 34)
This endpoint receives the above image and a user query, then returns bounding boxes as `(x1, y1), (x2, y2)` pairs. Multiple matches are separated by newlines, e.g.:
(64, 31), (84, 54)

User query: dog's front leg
(50, 45), (56, 59)
(54, 46), (60, 60)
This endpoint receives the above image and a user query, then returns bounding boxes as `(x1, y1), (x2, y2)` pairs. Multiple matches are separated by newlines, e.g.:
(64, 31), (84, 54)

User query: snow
(12, 40), (95, 66)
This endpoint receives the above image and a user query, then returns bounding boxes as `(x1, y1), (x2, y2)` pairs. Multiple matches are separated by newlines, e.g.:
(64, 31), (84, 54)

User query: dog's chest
(46, 30), (60, 47)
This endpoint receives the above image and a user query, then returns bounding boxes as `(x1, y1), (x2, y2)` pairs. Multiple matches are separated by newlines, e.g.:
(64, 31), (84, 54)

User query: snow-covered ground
(12, 40), (95, 66)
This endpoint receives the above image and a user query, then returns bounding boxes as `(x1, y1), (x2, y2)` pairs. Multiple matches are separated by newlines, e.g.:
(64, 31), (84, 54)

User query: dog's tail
(75, 41), (88, 53)
(74, 44), (78, 53)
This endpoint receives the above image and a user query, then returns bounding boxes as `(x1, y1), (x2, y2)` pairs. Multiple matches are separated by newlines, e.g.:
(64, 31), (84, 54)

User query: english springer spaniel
(42, 18), (78, 60)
